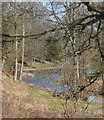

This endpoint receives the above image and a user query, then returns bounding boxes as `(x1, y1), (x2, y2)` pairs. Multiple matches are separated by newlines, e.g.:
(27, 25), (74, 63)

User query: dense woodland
(1, 1), (104, 118)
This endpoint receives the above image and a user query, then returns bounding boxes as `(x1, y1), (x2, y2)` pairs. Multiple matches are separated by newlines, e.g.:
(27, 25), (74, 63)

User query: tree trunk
(20, 37), (24, 80)
(70, 4), (80, 93)
(70, 35), (78, 93)
(14, 38), (18, 81)
(76, 53), (80, 79)
(14, 3), (18, 81)
(1, 58), (5, 71)
(20, 3), (25, 80)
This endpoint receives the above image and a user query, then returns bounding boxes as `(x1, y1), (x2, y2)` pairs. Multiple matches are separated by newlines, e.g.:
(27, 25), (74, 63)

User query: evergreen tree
(45, 36), (60, 62)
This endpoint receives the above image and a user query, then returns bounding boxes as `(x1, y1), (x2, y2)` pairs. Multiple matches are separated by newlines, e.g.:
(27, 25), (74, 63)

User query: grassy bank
(2, 73), (63, 118)
(24, 61), (61, 69)
(2, 72), (103, 118)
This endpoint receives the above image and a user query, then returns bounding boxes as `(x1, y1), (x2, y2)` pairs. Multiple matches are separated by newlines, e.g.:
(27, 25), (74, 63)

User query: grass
(32, 62), (56, 68)
(24, 61), (59, 69)
(26, 85), (62, 109)
(2, 72), (103, 118)
(2, 73), (63, 118)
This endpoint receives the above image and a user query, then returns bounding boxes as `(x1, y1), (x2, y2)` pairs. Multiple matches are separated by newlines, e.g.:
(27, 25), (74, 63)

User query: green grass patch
(32, 63), (56, 68)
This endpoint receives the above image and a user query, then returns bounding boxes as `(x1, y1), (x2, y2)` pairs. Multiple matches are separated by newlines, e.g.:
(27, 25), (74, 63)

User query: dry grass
(2, 73), (63, 118)
(2, 73), (103, 118)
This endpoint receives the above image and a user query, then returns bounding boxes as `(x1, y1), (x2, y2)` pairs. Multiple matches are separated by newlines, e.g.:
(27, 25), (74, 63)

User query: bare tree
(20, 2), (25, 80)
(14, 2), (18, 81)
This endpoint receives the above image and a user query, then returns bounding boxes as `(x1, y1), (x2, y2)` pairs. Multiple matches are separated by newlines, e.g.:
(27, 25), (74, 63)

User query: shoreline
(23, 66), (61, 71)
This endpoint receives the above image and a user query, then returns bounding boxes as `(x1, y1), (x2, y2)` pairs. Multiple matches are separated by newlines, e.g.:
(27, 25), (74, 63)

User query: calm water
(23, 70), (102, 103)
(23, 73), (65, 92)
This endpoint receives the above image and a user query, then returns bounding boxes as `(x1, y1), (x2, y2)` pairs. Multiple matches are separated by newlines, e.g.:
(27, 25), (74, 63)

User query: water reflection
(23, 73), (102, 103)
(88, 96), (102, 103)
(23, 73), (64, 92)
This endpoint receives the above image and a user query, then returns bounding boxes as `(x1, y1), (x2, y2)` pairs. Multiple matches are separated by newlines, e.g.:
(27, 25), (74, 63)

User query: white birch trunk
(76, 57), (80, 80)
(14, 3), (18, 81)
(14, 38), (18, 81)
(19, 37), (24, 80)
(20, 3), (25, 80)
(1, 59), (5, 71)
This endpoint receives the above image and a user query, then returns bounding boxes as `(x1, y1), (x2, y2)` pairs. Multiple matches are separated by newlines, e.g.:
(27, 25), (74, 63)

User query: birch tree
(14, 2), (18, 81)
(20, 2), (25, 80)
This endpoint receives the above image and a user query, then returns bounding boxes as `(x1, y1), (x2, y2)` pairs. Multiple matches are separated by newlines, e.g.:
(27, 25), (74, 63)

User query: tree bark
(1, 58), (5, 71)
(76, 55), (80, 79)
(20, 3), (25, 80)
(70, 35), (79, 93)
(14, 3), (18, 81)
(14, 38), (18, 81)
(70, 5), (80, 93)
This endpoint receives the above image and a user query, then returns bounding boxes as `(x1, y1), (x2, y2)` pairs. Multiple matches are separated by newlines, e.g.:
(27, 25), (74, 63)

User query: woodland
(1, 1), (104, 118)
